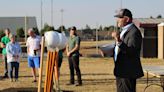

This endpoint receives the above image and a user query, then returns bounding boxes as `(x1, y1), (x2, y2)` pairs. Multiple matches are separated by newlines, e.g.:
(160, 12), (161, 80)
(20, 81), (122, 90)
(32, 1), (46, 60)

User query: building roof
(0, 17), (37, 34)
(133, 18), (164, 28)
(134, 18), (164, 24)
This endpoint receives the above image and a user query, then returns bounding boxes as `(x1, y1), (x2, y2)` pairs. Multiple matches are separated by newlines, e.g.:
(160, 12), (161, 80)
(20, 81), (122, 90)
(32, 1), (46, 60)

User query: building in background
(0, 17), (37, 34)
(133, 18), (164, 58)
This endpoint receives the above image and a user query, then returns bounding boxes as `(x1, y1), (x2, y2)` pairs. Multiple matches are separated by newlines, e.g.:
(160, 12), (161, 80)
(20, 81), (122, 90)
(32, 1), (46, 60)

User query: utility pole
(24, 16), (27, 41)
(40, 0), (43, 30)
(96, 23), (99, 54)
(38, 1), (43, 92)
(60, 9), (64, 32)
(51, 0), (53, 26)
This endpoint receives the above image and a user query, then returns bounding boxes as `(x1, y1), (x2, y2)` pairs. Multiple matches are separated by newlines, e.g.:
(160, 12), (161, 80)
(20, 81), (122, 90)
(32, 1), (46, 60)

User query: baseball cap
(114, 8), (132, 18)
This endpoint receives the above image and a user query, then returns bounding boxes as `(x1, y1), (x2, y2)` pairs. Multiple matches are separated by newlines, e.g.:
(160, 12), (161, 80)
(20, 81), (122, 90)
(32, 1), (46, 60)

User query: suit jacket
(114, 24), (144, 79)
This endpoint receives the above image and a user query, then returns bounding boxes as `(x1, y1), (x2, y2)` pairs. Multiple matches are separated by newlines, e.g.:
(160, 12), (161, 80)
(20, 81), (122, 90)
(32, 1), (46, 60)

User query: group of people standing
(0, 8), (144, 92)
(26, 27), (83, 86)
(0, 27), (82, 86)
(0, 28), (41, 82)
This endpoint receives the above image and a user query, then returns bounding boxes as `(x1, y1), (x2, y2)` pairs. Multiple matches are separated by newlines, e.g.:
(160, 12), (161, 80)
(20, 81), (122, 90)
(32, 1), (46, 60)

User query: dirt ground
(0, 40), (164, 92)
(0, 57), (164, 92)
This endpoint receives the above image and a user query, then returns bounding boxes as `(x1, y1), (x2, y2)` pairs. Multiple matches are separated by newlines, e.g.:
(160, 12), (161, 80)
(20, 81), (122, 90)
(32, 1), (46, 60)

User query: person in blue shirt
(6, 34), (21, 82)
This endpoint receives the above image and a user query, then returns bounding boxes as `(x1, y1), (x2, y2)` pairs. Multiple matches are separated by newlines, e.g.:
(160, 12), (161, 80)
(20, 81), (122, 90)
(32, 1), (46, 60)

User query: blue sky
(0, 0), (164, 29)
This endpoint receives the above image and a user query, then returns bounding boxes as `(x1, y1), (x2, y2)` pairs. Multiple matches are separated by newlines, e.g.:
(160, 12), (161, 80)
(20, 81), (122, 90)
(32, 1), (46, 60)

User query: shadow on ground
(0, 88), (73, 92)
(1, 88), (38, 92)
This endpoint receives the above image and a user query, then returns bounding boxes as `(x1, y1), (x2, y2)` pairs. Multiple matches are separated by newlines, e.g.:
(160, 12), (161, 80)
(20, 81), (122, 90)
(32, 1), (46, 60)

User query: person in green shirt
(66, 26), (82, 86)
(1, 28), (11, 78)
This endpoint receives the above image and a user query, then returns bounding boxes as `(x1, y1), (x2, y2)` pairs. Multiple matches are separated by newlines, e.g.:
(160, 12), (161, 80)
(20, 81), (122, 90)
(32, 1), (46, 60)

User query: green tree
(16, 28), (25, 38)
(85, 24), (91, 30)
(40, 29), (46, 36)
(157, 14), (162, 18)
(103, 27), (109, 31)
(33, 27), (40, 35)
(40, 23), (55, 36)
(82, 24), (93, 34)
(109, 25), (115, 31)
(46, 26), (55, 31)
(58, 25), (66, 32)
(150, 16), (153, 19)
(98, 25), (103, 31)
(0, 29), (5, 40)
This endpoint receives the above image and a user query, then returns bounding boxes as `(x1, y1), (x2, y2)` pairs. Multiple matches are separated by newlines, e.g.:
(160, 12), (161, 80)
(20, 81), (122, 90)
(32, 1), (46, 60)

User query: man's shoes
(2, 75), (8, 78)
(75, 83), (82, 86)
(66, 83), (74, 85)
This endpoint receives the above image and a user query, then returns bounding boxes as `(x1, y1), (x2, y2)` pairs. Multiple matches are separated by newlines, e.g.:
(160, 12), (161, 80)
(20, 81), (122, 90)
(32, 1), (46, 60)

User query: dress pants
(116, 77), (136, 92)
(68, 55), (82, 84)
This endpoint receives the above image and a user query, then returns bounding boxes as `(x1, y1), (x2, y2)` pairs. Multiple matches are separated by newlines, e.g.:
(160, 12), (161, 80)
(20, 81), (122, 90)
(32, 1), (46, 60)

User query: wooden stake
(44, 51), (51, 92)
(54, 52), (59, 90)
(38, 36), (45, 92)
(47, 52), (56, 91)
(44, 50), (60, 92)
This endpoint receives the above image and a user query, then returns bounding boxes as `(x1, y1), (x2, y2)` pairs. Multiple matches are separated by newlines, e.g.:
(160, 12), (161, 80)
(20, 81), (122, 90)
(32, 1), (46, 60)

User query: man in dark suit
(111, 8), (144, 92)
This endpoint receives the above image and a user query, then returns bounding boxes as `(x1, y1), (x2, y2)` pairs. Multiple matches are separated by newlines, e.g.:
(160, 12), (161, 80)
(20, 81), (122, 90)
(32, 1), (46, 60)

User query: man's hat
(114, 8), (132, 18)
